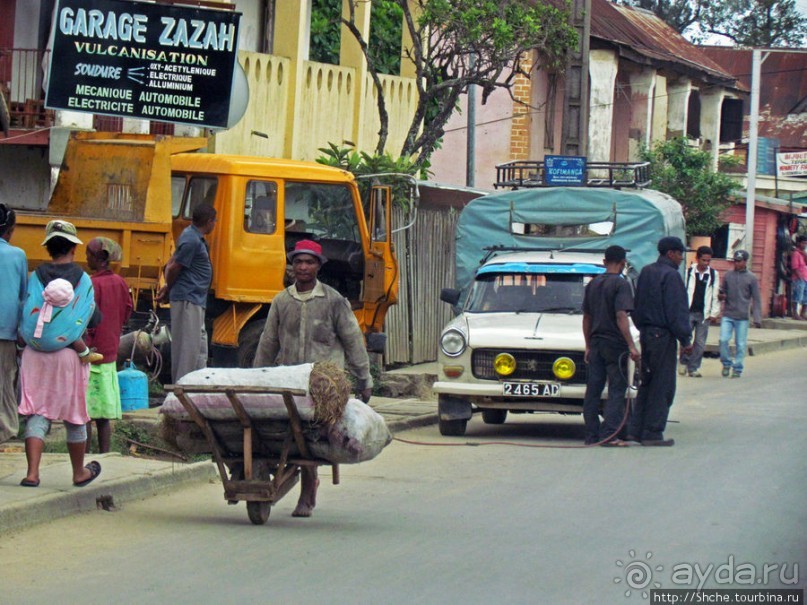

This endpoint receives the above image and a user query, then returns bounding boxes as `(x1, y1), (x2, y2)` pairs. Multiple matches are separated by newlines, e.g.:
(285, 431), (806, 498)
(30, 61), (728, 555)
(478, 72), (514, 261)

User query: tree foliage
(641, 138), (739, 238)
(316, 143), (420, 211)
(311, 0), (402, 74)
(617, 0), (807, 46)
(339, 0), (577, 169)
(699, 0), (807, 47)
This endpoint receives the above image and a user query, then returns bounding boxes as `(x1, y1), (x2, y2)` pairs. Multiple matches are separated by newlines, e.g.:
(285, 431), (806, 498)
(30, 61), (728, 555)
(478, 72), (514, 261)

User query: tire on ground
(238, 320), (266, 368)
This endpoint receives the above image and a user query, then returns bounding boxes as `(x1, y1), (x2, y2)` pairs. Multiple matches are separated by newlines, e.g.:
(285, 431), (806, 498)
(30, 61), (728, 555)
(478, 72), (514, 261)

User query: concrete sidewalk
(1, 321), (803, 535)
(0, 395), (437, 536)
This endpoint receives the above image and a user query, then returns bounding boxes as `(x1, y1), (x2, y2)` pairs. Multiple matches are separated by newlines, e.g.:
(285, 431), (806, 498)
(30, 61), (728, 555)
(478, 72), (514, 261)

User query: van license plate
(502, 382), (560, 397)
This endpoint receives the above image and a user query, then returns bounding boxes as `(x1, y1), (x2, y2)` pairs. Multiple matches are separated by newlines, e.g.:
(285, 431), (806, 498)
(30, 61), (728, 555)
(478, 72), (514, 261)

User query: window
(466, 273), (589, 313)
(170, 175), (218, 219)
(284, 182), (360, 242)
(245, 180), (278, 234)
(511, 220), (614, 237)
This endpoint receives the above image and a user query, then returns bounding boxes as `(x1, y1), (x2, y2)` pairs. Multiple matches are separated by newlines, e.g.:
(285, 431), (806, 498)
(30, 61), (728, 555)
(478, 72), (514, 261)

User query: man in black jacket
(627, 237), (693, 446)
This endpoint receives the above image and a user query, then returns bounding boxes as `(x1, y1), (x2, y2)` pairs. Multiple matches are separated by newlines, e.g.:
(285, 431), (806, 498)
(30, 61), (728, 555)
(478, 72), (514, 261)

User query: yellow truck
(14, 131), (405, 367)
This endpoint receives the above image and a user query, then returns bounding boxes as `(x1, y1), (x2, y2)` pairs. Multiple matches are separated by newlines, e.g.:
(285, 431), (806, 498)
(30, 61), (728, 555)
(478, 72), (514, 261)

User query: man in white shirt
(678, 246), (720, 377)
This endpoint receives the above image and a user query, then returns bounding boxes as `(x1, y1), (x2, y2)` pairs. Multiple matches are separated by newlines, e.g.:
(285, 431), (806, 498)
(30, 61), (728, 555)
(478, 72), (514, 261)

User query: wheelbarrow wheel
(247, 501), (271, 525)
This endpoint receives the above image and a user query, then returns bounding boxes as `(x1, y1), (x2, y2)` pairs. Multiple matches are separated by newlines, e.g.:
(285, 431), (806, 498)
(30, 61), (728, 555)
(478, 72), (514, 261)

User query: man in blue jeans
(718, 250), (762, 378)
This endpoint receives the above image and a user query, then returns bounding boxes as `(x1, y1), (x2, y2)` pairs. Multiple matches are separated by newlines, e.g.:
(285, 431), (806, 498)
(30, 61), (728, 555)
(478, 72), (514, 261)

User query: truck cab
(168, 153), (400, 366)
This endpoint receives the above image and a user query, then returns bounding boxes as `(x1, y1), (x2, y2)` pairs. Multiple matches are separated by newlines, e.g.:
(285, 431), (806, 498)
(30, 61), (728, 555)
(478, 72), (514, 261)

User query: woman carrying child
(18, 220), (102, 488)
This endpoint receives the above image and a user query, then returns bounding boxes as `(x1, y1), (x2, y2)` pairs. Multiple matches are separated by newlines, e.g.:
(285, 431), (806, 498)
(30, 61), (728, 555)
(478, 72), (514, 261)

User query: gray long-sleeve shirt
(720, 269), (762, 324)
(253, 281), (373, 390)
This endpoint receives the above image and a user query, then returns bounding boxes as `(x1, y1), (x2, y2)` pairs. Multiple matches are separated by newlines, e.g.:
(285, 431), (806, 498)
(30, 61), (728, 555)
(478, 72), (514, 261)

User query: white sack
(308, 399), (392, 463)
(160, 364), (316, 421)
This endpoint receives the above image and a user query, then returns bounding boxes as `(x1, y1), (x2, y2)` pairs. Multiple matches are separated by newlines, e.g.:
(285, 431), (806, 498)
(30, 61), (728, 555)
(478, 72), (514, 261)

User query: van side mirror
(440, 288), (460, 306)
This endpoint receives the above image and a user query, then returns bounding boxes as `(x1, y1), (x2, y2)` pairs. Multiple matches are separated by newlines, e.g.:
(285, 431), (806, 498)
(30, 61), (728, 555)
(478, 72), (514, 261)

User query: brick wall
(509, 53), (534, 161)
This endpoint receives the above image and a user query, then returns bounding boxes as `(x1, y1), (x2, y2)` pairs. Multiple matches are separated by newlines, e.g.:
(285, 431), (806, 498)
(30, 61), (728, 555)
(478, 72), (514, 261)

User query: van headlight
(440, 329), (466, 357)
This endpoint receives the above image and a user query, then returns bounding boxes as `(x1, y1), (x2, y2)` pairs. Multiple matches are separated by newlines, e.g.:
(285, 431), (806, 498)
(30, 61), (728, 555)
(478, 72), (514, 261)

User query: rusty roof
(700, 47), (807, 148)
(590, 0), (741, 88)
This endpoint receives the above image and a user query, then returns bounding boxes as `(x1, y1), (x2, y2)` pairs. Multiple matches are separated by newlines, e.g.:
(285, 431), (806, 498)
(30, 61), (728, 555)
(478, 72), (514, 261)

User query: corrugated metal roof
(700, 47), (807, 148)
(590, 0), (741, 88)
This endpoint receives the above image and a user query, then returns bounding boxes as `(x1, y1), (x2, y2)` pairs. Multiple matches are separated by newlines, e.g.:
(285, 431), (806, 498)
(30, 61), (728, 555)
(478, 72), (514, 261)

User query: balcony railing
(0, 48), (53, 130)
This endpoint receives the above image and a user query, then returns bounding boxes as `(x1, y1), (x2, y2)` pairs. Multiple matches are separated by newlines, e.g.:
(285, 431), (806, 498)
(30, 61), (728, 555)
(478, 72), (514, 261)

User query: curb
(705, 335), (807, 356)
(0, 460), (217, 536)
(387, 413), (439, 434)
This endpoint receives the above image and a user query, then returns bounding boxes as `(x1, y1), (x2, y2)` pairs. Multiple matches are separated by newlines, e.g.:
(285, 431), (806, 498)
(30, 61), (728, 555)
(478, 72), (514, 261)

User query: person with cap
(790, 235), (807, 320)
(718, 250), (762, 378)
(582, 245), (641, 446)
(18, 220), (102, 488)
(84, 237), (133, 453)
(0, 203), (27, 443)
(156, 203), (216, 383)
(254, 239), (373, 518)
(627, 236), (693, 447)
(678, 245), (721, 377)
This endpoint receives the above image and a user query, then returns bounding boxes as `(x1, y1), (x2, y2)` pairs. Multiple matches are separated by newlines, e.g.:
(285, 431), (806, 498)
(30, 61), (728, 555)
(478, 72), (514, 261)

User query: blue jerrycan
(118, 360), (149, 412)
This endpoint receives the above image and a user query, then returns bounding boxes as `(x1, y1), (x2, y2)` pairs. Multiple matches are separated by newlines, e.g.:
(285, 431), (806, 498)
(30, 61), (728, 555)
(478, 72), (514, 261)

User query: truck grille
(472, 349), (587, 383)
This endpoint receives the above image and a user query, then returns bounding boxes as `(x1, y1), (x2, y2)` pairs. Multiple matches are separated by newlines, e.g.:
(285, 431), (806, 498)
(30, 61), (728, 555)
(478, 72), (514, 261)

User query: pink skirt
(19, 347), (90, 425)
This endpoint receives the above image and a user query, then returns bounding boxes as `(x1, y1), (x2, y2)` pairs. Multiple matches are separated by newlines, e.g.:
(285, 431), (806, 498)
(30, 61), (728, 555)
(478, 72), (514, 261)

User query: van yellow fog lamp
(552, 357), (576, 380)
(494, 353), (517, 376)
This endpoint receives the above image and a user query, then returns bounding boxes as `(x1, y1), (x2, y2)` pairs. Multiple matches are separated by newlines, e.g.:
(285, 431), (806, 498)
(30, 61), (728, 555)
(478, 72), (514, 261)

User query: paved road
(2, 351), (805, 605)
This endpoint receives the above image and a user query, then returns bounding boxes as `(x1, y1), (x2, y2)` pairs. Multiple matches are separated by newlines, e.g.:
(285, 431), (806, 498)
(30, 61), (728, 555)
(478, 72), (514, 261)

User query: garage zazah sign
(45, 0), (241, 129)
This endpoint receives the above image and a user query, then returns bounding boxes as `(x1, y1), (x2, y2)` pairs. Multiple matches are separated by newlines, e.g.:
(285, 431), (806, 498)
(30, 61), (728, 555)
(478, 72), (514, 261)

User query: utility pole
(745, 49), (763, 256)
(466, 54), (476, 187)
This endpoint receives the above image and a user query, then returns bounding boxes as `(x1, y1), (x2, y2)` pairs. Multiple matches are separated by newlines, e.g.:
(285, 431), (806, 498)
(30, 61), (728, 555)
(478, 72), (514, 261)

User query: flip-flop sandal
(74, 460), (102, 487)
(20, 478), (40, 487)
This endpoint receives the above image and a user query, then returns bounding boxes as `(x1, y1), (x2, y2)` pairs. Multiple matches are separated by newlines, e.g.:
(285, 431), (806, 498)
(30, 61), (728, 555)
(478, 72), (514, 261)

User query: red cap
(287, 239), (327, 263)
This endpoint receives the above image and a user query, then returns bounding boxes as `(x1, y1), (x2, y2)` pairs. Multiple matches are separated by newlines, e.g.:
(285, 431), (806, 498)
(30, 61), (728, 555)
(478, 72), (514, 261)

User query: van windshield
(465, 273), (594, 314)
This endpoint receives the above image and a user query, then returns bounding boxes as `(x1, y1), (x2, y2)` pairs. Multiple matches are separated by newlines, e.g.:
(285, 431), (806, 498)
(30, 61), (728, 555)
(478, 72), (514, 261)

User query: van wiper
(537, 306), (580, 314)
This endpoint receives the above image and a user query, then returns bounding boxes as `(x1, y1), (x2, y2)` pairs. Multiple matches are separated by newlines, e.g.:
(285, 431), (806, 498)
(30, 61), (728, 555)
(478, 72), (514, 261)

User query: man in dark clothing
(628, 236), (693, 446)
(582, 245), (641, 446)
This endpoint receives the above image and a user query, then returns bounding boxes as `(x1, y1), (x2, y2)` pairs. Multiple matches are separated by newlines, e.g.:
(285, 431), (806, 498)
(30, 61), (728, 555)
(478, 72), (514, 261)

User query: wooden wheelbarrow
(167, 384), (339, 525)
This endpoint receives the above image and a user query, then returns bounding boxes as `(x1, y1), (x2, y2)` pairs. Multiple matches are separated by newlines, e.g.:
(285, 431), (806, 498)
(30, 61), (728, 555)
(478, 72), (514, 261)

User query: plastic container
(118, 360), (149, 412)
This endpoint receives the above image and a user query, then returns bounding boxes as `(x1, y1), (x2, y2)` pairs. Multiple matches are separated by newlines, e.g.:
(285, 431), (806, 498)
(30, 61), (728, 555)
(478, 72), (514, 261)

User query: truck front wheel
(237, 321), (266, 368)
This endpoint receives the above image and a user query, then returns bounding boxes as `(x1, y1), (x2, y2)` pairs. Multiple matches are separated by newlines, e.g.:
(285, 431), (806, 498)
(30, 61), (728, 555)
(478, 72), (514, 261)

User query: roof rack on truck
(494, 160), (651, 190)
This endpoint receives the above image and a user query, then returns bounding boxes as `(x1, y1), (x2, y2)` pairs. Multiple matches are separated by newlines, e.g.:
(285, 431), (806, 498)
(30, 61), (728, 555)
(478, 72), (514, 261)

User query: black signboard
(46, 0), (241, 128)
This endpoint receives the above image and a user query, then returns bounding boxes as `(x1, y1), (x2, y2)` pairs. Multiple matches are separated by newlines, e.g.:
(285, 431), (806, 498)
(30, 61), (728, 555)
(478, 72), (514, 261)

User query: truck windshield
(284, 182), (360, 242)
(465, 273), (593, 314)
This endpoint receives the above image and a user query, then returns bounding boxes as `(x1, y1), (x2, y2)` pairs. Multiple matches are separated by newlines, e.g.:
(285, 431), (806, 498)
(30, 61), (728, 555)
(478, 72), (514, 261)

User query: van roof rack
(494, 161), (651, 189)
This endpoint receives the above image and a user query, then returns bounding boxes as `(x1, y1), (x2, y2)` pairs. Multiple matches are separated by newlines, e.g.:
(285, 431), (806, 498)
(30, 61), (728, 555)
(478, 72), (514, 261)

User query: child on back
(38, 277), (103, 364)
(84, 237), (133, 453)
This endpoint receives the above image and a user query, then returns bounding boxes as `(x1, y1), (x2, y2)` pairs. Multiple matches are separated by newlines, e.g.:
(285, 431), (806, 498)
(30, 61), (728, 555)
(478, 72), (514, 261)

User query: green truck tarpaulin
(454, 186), (686, 298)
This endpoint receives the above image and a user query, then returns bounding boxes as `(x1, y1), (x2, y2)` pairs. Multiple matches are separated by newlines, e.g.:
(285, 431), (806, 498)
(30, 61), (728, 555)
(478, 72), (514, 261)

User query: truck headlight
(440, 329), (466, 357)
(494, 353), (516, 376)
(552, 357), (576, 380)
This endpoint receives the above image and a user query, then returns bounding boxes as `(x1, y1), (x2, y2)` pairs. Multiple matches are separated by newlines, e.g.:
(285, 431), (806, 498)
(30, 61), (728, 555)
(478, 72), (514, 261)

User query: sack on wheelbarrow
(160, 362), (349, 424)
(307, 398), (392, 464)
